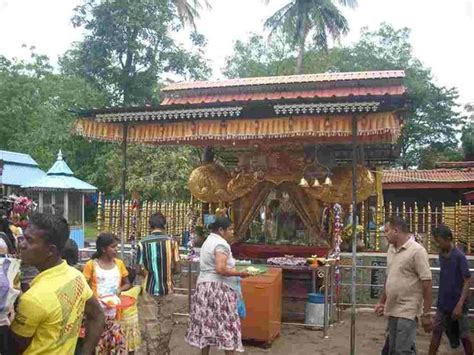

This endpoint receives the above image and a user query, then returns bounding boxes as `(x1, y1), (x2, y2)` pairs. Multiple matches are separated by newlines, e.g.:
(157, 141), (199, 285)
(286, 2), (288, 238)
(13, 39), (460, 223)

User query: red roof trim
(162, 70), (405, 92)
(383, 169), (474, 184)
(161, 85), (406, 105)
(383, 182), (474, 190)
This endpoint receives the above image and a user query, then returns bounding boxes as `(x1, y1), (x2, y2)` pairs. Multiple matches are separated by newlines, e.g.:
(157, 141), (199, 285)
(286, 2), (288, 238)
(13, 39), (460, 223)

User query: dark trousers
(381, 317), (417, 355)
(0, 325), (10, 355)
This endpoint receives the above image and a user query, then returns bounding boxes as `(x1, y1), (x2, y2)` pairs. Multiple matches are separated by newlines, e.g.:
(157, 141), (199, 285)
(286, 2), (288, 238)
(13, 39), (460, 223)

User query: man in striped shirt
(137, 212), (180, 355)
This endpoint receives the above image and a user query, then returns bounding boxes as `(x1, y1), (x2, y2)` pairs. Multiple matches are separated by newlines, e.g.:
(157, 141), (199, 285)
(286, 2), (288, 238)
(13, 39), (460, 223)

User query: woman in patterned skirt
(186, 216), (250, 355)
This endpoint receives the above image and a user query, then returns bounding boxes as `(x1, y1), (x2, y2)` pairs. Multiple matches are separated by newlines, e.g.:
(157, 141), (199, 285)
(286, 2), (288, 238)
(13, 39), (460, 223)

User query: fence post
(457, 200), (462, 246)
(140, 201), (146, 238)
(113, 200), (120, 235)
(441, 202), (445, 224)
(414, 202), (418, 238)
(408, 206), (413, 233)
(427, 202), (432, 253)
(375, 203), (381, 251)
(361, 201), (366, 246)
(104, 199), (110, 232)
(97, 192), (103, 234)
(468, 203), (472, 254)
(454, 201), (459, 246)
(124, 200), (130, 241)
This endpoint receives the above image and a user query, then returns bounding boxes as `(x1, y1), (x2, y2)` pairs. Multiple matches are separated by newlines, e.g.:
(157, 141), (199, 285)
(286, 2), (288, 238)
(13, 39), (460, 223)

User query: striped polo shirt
(137, 232), (180, 296)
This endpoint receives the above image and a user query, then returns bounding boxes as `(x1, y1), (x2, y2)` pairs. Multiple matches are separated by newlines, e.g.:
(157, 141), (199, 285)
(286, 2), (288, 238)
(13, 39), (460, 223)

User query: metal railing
(360, 201), (472, 253)
(176, 261), (337, 338)
(337, 264), (474, 314)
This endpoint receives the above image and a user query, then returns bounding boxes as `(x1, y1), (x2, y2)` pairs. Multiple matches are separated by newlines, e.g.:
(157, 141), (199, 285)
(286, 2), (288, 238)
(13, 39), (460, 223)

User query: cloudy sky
(0, 0), (473, 106)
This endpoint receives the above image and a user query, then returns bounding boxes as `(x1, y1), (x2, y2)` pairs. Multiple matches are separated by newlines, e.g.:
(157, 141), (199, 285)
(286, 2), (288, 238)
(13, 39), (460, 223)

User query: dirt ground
(165, 305), (465, 355)
(135, 295), (465, 354)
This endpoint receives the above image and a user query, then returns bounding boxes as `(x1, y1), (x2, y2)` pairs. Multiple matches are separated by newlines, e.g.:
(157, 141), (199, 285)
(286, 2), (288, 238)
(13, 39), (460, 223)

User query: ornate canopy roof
(73, 70), (407, 162)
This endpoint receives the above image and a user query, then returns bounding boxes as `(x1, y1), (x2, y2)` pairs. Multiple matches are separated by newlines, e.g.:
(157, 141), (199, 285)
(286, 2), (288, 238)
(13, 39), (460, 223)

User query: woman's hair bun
(208, 215), (232, 232)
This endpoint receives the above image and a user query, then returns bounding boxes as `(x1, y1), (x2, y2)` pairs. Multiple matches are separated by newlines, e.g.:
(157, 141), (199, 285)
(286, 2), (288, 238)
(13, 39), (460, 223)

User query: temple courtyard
(137, 295), (465, 354)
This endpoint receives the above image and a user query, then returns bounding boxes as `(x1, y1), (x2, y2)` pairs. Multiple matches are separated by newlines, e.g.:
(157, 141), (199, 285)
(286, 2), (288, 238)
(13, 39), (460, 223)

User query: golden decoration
(188, 163), (253, 202)
(305, 165), (374, 205)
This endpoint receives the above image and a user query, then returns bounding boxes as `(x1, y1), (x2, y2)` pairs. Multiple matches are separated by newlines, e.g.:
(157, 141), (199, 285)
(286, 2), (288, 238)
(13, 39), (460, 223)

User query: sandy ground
(135, 295), (465, 354)
(164, 301), (465, 355)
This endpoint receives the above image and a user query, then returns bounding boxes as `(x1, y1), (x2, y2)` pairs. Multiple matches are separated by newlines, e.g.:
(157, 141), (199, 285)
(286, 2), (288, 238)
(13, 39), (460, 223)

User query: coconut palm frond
(317, 0), (350, 38)
(264, 2), (298, 41)
(312, 13), (329, 51)
(172, 0), (210, 28)
(263, 0), (354, 69)
(336, 0), (358, 9)
(264, 2), (296, 30)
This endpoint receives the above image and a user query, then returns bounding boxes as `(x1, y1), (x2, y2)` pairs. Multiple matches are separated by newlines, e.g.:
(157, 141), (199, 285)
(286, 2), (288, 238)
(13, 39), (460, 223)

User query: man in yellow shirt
(10, 213), (105, 354)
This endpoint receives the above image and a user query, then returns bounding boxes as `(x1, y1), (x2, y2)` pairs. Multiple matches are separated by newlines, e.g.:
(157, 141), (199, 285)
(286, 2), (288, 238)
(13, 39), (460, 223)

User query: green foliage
(60, 0), (211, 105)
(0, 0), (212, 201)
(223, 33), (296, 78)
(0, 52), (109, 177)
(171, 0), (211, 28)
(264, 0), (356, 73)
(103, 145), (201, 200)
(418, 146), (464, 169)
(223, 24), (463, 168)
(57, 0), (212, 199)
(462, 104), (474, 160)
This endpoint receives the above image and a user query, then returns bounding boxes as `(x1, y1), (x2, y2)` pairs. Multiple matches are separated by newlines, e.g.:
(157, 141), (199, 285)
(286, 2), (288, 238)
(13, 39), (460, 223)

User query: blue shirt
(438, 247), (470, 313)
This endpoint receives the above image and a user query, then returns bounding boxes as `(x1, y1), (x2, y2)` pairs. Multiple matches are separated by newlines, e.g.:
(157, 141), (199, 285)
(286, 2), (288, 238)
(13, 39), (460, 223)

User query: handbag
(235, 278), (246, 319)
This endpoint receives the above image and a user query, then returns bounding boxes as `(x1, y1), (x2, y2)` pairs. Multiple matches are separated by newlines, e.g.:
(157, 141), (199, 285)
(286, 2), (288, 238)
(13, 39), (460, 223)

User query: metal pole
(323, 264), (330, 338)
(350, 114), (358, 354)
(120, 123), (128, 259)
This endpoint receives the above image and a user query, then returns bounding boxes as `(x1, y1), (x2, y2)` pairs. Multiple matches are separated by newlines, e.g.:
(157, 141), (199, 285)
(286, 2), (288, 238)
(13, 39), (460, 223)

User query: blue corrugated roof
(23, 175), (97, 192)
(0, 164), (47, 187)
(0, 150), (46, 187)
(22, 150), (97, 192)
(0, 150), (39, 166)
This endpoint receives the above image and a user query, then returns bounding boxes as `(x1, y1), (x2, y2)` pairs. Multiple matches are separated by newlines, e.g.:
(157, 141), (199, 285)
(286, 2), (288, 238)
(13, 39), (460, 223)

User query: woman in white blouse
(186, 216), (249, 355)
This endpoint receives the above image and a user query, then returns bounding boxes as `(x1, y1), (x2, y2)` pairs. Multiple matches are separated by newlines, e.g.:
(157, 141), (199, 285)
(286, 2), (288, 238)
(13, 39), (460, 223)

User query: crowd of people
(0, 209), (472, 354)
(0, 211), (180, 355)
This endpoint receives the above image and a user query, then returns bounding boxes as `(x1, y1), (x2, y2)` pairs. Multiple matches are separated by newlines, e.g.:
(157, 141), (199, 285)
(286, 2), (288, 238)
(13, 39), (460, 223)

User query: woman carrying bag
(186, 215), (250, 355)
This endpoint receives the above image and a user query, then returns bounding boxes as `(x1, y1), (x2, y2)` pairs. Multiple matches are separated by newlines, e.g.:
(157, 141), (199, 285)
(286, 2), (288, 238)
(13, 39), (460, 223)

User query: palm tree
(171, 0), (211, 28)
(264, 0), (357, 74)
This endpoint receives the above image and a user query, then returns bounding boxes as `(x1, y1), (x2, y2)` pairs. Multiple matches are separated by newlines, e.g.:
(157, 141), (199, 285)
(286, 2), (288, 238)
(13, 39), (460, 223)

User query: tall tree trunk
(295, 39), (305, 74)
(295, 19), (307, 74)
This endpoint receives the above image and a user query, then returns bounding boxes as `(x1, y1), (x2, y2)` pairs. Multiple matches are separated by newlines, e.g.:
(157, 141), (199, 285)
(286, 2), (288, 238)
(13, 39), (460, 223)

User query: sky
(0, 0), (473, 106)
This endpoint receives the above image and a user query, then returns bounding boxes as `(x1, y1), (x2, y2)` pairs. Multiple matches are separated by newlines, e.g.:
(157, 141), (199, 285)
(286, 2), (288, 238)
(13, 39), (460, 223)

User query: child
(83, 233), (129, 354)
(120, 268), (142, 354)
(429, 224), (473, 355)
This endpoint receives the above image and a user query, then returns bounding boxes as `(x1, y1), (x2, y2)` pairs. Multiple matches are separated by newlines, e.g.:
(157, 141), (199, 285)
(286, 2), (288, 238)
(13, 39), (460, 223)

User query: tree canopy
(264, 0), (356, 73)
(224, 24), (464, 168)
(0, 0), (212, 201)
(61, 0), (211, 105)
(58, 0), (212, 200)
